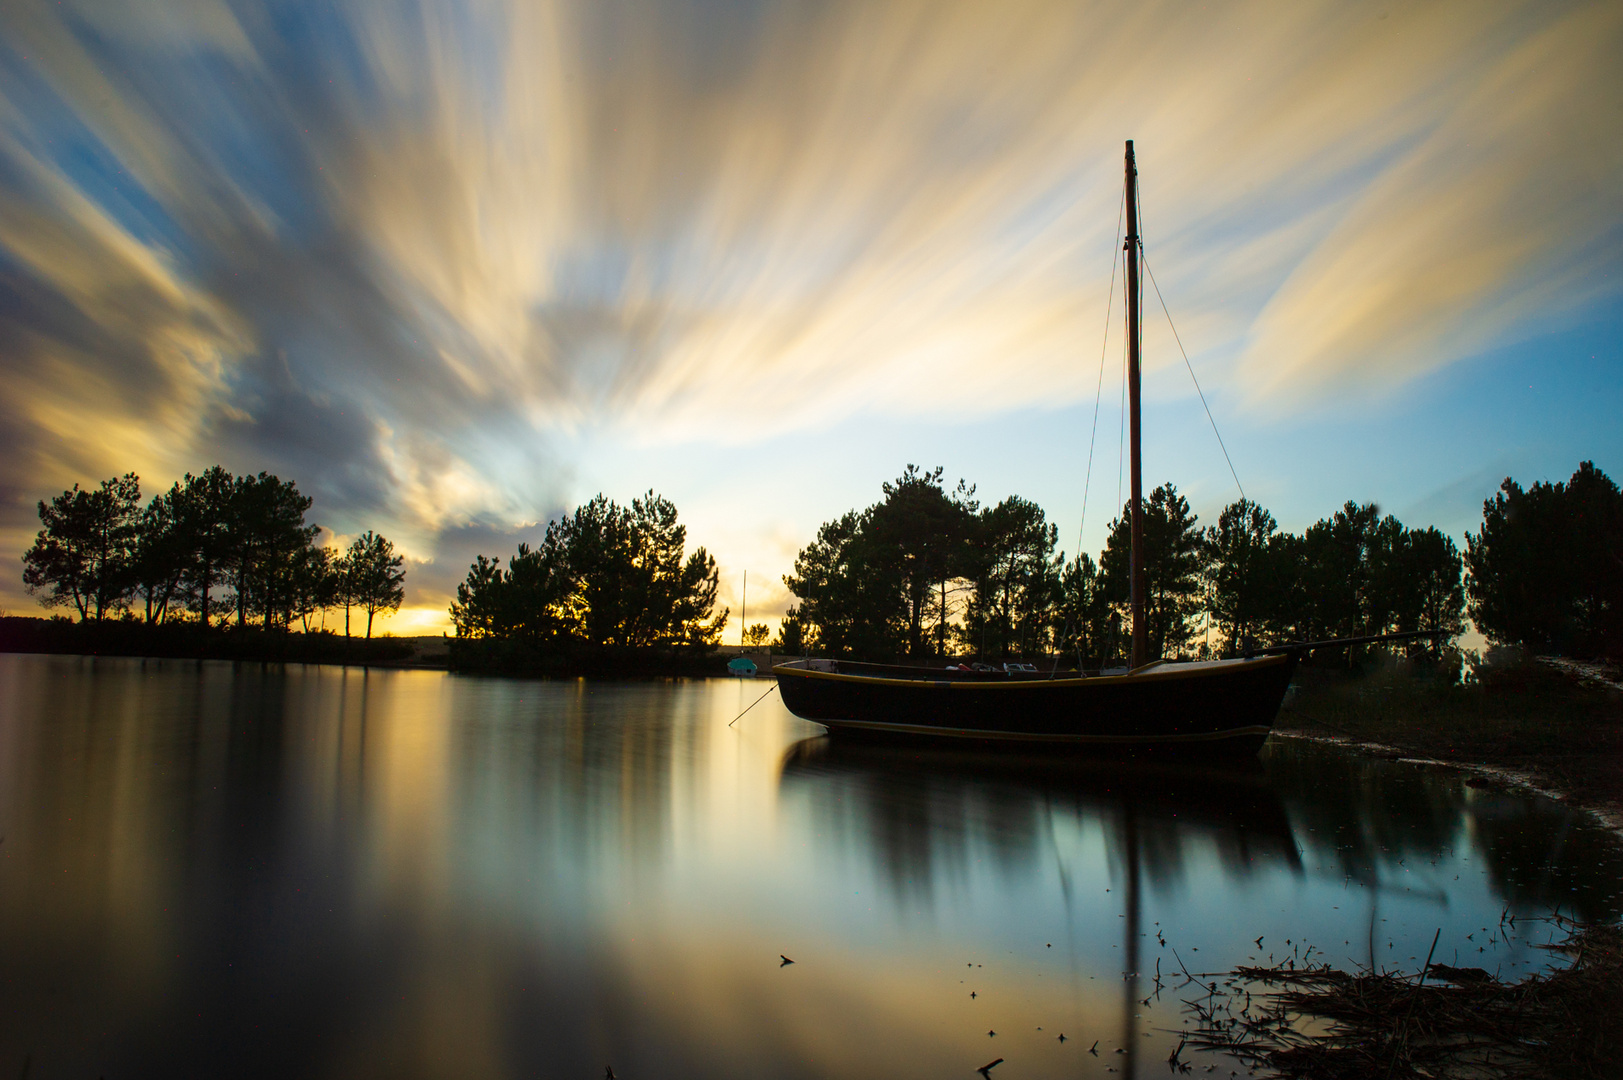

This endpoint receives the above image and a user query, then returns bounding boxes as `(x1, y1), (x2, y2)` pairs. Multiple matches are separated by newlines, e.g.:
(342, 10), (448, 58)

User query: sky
(1, 0), (1619, 637)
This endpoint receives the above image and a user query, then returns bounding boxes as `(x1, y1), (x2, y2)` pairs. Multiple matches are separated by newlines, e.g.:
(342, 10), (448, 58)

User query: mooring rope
(727, 682), (779, 727)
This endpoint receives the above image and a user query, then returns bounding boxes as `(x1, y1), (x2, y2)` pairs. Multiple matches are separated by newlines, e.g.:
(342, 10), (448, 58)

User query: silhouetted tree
(866, 466), (979, 658)
(347, 531), (406, 640)
(1386, 526), (1465, 655)
(176, 466), (237, 627)
(449, 554), (505, 640)
(1053, 552), (1120, 668)
(225, 472), (315, 630)
(783, 471), (974, 660)
(1099, 483), (1205, 659)
(1261, 502), (1466, 659)
(961, 495), (1060, 660)
(1465, 461), (1623, 656)
(450, 492), (723, 651)
(783, 468), (982, 660)
(1204, 498), (1279, 656)
(22, 473), (142, 621)
(1297, 501), (1384, 642)
(743, 623), (770, 647)
(130, 482), (192, 625)
(500, 536), (575, 644)
(289, 544), (337, 633)
(555, 492), (726, 648)
(1256, 530), (1308, 643)
(561, 496), (640, 647)
(773, 608), (806, 655)
(784, 508), (897, 657)
(17, 463), (411, 637)
(669, 543), (725, 647)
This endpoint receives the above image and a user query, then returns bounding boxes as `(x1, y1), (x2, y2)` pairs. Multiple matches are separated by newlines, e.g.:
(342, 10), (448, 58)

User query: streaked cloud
(0, 0), (1618, 616)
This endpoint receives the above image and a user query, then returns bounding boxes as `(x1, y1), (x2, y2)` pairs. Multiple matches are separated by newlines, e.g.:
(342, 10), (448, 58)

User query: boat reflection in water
(780, 736), (1300, 1076)
(3, 658), (1618, 1080)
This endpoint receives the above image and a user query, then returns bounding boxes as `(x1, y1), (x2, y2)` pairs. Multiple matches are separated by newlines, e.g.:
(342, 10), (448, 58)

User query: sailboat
(772, 141), (1297, 754)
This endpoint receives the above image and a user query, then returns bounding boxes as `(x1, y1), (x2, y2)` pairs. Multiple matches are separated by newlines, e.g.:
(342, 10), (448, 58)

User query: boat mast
(1125, 141), (1147, 669)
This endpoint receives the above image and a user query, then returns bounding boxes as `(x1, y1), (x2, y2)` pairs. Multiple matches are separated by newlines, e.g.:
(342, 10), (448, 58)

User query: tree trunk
(92, 535), (106, 622)
(236, 542), (252, 631)
(366, 606), (374, 640)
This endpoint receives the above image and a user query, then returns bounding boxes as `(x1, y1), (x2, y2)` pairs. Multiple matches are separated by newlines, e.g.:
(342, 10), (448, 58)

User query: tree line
(778, 460), (1622, 665)
(449, 491), (725, 655)
(1465, 461), (1623, 658)
(21, 467), (406, 639)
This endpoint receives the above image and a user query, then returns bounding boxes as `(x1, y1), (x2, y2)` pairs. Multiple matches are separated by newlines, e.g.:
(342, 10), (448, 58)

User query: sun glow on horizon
(0, 0), (1619, 619)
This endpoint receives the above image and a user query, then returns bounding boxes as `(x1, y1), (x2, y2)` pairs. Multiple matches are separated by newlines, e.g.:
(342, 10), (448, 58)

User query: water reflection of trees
(779, 737), (1622, 925)
(779, 739), (1301, 906)
(440, 682), (684, 895)
(1454, 794), (1620, 922)
(1263, 740), (1620, 922)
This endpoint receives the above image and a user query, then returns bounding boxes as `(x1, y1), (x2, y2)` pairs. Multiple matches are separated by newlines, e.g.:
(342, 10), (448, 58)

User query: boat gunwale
(770, 652), (1291, 690)
(806, 718), (1275, 743)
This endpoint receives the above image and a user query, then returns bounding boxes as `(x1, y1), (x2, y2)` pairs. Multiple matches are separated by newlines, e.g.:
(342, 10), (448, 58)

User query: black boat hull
(772, 655), (1296, 754)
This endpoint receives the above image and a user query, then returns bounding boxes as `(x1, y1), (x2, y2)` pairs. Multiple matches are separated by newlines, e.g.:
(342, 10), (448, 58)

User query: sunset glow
(2, 0), (1619, 635)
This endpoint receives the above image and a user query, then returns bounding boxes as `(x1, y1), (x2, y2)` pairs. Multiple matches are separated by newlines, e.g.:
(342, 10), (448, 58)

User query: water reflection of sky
(0, 654), (1618, 1079)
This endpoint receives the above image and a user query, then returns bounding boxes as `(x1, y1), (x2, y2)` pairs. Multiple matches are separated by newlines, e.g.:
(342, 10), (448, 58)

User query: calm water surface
(1, 654), (1619, 1079)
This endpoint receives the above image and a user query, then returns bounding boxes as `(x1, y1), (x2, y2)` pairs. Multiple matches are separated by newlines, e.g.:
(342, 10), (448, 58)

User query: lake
(1, 653), (1618, 1079)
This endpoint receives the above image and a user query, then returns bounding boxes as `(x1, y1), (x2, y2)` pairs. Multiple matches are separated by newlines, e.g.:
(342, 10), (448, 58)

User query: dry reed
(1183, 917), (1622, 1079)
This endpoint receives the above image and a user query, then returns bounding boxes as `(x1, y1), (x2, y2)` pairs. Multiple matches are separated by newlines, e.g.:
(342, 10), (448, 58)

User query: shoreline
(1271, 656), (1623, 843)
(6, 625), (1620, 837)
(1269, 730), (1623, 841)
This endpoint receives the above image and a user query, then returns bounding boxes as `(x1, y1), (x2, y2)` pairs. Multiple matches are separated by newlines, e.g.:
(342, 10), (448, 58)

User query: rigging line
(1140, 249), (1246, 502)
(1056, 186), (1126, 677)
(1076, 185), (1126, 551)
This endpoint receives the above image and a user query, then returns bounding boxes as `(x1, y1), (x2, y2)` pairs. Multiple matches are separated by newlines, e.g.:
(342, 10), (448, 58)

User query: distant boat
(727, 657), (759, 677)
(774, 141), (1295, 754)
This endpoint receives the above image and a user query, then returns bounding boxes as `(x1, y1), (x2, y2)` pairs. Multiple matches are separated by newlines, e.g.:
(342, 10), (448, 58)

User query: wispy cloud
(0, 0), (1618, 609)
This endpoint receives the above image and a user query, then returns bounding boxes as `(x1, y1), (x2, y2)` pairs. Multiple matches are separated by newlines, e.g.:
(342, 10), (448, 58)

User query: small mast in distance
(1125, 140), (1147, 669)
